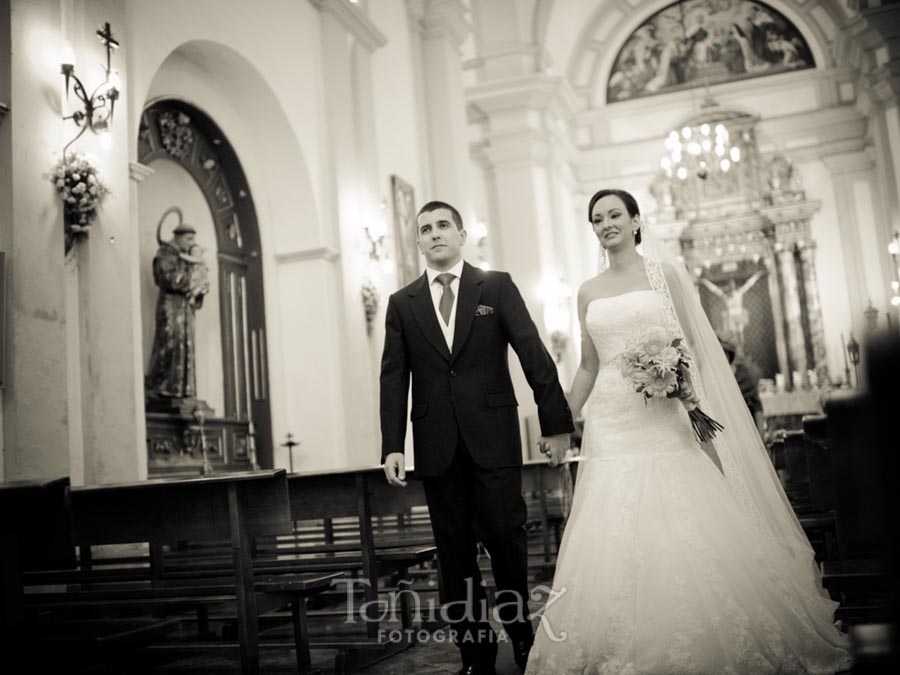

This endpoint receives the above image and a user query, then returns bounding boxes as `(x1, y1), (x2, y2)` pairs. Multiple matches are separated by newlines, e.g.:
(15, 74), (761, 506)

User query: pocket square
(475, 304), (494, 316)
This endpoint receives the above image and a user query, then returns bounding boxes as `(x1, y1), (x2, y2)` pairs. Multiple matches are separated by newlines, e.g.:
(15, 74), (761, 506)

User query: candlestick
(841, 333), (850, 386)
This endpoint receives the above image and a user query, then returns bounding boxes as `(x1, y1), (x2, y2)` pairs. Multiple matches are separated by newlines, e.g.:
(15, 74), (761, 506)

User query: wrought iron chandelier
(661, 98), (742, 181)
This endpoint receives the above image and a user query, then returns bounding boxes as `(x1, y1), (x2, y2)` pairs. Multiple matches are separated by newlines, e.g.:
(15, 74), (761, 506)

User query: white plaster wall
(4, 0), (71, 481)
(803, 160), (854, 381)
(0, 0), (11, 482)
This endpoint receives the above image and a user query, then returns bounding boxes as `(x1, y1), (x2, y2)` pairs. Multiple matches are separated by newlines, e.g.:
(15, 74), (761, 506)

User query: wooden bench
(149, 467), (437, 673)
(822, 391), (890, 622)
(1, 477), (180, 673)
(23, 470), (338, 675)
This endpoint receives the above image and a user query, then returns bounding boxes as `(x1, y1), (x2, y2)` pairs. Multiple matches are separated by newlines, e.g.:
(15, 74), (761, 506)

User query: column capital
(820, 148), (875, 175)
(129, 161), (154, 183)
(474, 129), (554, 170)
(407, 0), (470, 48)
(467, 73), (579, 121)
(309, 0), (387, 52)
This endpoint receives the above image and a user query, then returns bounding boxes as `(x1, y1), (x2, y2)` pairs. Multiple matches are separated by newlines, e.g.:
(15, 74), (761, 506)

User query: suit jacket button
(450, 370), (456, 377)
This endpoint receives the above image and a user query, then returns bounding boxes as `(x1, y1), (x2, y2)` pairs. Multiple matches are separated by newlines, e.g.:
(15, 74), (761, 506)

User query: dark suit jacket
(379, 262), (574, 478)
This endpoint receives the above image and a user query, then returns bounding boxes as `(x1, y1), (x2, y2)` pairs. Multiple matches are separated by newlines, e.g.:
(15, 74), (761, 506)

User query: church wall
(4, 0), (78, 481)
(801, 160), (854, 381)
(127, 0), (436, 472)
(0, 0), (11, 481)
(137, 38), (350, 473)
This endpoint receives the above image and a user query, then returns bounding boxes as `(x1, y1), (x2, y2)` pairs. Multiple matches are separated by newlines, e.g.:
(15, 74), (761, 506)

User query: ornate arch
(138, 99), (273, 470)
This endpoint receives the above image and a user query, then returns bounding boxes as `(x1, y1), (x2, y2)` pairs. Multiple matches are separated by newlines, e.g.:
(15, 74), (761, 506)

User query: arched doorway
(139, 99), (273, 473)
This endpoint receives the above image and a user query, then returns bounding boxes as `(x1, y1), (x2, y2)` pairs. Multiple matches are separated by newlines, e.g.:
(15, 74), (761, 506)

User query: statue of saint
(145, 207), (210, 399)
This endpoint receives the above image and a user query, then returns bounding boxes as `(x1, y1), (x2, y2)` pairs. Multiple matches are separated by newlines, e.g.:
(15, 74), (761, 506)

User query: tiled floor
(150, 620), (523, 674)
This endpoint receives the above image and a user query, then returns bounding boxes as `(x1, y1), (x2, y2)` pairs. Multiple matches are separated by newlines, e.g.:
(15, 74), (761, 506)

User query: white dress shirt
(425, 258), (464, 351)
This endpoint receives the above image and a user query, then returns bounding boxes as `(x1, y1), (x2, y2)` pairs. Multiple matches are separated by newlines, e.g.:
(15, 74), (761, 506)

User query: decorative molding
(275, 246), (341, 264)
(407, 0), (470, 47)
(467, 74), (579, 120)
(820, 148), (875, 175)
(309, 0), (387, 52)
(129, 161), (155, 183)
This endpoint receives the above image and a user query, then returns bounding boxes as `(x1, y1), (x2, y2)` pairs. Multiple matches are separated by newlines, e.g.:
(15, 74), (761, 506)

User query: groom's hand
(383, 452), (408, 487)
(539, 434), (570, 467)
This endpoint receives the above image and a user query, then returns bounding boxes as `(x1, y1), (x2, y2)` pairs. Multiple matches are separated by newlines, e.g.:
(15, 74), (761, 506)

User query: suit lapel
(409, 273), (451, 361)
(451, 262), (483, 363)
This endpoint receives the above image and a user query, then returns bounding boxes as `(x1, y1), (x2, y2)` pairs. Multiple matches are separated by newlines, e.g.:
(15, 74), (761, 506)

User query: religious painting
(391, 175), (420, 286)
(607, 0), (815, 103)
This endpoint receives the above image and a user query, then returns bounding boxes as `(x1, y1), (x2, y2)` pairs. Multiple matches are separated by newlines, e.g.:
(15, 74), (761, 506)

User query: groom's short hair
(417, 201), (464, 231)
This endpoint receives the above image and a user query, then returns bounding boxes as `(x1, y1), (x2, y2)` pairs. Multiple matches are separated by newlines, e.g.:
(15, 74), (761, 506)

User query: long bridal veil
(601, 223), (845, 631)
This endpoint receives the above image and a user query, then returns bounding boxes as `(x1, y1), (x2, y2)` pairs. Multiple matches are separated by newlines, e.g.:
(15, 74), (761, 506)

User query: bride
(525, 189), (852, 674)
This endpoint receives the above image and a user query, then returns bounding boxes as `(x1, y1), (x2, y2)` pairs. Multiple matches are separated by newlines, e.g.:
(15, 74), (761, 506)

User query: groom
(380, 201), (573, 674)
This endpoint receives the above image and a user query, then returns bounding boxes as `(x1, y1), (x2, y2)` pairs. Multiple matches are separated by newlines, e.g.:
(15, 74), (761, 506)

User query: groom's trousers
(421, 433), (532, 666)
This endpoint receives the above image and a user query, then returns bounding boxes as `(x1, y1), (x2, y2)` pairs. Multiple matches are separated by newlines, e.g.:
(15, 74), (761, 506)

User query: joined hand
(538, 434), (570, 467)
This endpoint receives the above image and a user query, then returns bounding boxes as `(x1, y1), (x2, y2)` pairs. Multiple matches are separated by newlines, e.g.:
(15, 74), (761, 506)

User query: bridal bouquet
(619, 327), (724, 443)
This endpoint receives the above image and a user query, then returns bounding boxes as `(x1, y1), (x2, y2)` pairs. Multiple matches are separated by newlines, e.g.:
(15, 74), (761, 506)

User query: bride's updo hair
(588, 188), (642, 245)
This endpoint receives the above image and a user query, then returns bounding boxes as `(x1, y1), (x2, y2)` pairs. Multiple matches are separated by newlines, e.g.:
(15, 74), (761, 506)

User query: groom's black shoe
(458, 665), (496, 675)
(512, 637), (533, 673)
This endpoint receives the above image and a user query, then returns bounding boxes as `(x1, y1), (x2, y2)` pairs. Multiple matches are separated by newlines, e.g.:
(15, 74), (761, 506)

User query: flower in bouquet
(45, 153), (111, 235)
(619, 330), (724, 443)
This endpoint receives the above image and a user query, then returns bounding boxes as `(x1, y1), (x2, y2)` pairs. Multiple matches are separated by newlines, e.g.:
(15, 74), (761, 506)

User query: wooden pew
(822, 391), (890, 622)
(153, 467), (437, 673)
(782, 429), (812, 509)
(24, 470), (338, 675)
(1, 477), (180, 672)
(1, 476), (75, 629)
(802, 414), (835, 513)
(283, 467), (436, 674)
(520, 458), (580, 577)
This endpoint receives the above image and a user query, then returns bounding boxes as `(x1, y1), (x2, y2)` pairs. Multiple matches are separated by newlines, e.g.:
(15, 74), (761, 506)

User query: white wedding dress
(526, 290), (851, 675)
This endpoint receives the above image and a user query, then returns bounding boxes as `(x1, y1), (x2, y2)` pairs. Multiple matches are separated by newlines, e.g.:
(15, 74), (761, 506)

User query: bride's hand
(539, 434), (570, 466)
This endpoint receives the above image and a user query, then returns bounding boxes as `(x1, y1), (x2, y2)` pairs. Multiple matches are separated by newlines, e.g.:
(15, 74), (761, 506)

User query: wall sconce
(60, 22), (121, 156)
(471, 219), (490, 270)
(364, 200), (392, 274)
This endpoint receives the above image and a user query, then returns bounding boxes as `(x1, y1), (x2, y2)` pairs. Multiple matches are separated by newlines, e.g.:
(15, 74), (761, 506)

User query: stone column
(3, 0), (70, 480)
(128, 162), (155, 478)
(797, 242), (830, 384)
(407, 0), (472, 208)
(776, 242), (808, 390)
(311, 0), (387, 469)
(763, 253), (791, 380)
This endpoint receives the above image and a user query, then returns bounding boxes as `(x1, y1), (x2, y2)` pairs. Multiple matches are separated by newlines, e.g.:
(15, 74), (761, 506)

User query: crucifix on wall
(699, 271), (765, 346)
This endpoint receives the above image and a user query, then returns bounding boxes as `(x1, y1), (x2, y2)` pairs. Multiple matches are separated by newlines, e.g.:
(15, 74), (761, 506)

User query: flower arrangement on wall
(46, 153), (110, 252)
(361, 278), (380, 336)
